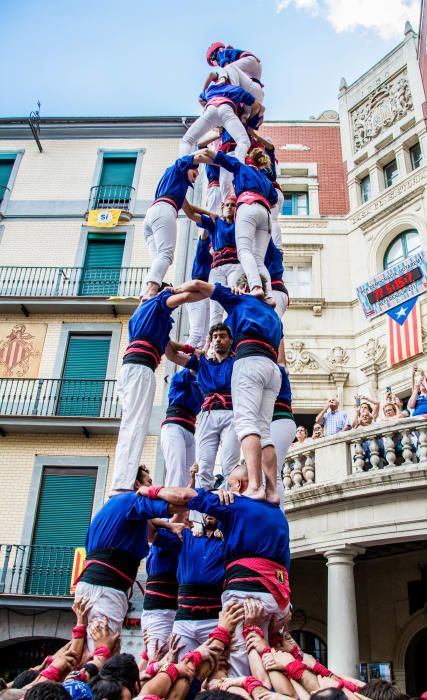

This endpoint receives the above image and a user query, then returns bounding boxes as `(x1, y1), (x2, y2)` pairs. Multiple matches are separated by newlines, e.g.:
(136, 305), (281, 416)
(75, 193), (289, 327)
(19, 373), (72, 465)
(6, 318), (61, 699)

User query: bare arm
(247, 127), (274, 150)
(169, 279), (215, 300)
(198, 128), (221, 148)
(202, 70), (219, 91)
(408, 383), (421, 409)
(165, 342), (191, 368)
(139, 485), (197, 506)
(315, 405), (328, 425)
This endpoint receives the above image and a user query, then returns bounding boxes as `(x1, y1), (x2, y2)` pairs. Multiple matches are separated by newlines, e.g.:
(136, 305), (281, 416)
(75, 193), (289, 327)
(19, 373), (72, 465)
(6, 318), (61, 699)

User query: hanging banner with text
(87, 209), (121, 228)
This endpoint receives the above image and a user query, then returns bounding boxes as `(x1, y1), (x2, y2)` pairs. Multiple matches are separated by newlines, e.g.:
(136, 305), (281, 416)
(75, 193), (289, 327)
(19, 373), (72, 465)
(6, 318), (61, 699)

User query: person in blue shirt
(186, 234), (213, 349)
(112, 285), (205, 493)
(172, 278), (283, 504)
(265, 238), (289, 322)
(271, 365), (296, 507)
(248, 127), (283, 250)
(138, 461), (291, 676)
(205, 42), (264, 110)
(180, 75), (262, 163)
(75, 466), (174, 653)
(408, 369), (427, 416)
(143, 152), (208, 300)
(160, 368), (203, 487)
(199, 146), (278, 302)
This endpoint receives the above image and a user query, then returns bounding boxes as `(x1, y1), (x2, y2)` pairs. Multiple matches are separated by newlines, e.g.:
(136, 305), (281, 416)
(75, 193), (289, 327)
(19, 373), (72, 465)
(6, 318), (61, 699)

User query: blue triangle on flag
(386, 297), (417, 326)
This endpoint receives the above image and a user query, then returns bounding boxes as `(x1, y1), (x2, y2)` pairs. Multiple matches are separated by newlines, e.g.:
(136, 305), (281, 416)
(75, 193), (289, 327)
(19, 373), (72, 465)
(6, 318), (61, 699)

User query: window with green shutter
(79, 233), (125, 296)
(57, 334), (111, 416)
(0, 154), (16, 202)
(26, 467), (96, 595)
(96, 152), (137, 208)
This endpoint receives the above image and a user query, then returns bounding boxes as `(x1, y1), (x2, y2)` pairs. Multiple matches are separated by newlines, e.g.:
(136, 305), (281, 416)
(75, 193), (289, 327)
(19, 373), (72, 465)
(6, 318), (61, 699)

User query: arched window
(291, 630), (327, 665)
(383, 229), (421, 269)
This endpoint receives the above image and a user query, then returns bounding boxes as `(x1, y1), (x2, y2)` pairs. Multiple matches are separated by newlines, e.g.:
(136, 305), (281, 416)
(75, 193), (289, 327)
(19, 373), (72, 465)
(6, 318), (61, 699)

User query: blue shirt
(192, 236), (213, 281)
(413, 394), (427, 416)
(187, 490), (290, 570)
(177, 528), (225, 586)
(128, 289), (174, 355)
(155, 155), (196, 210)
(167, 368), (203, 414)
(200, 83), (255, 109)
(277, 366), (292, 404)
(85, 493), (168, 560)
(146, 528), (180, 577)
(187, 354), (235, 396)
(213, 151), (278, 206)
(265, 240), (284, 281)
(216, 47), (247, 67)
(197, 215), (236, 251)
(210, 283), (283, 349)
(205, 163), (220, 184)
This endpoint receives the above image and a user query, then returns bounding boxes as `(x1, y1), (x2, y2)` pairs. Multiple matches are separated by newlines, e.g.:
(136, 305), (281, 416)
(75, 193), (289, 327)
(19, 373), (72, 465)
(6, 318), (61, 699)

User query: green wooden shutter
(97, 153), (137, 207)
(57, 335), (111, 416)
(79, 233), (125, 296)
(27, 470), (96, 595)
(0, 156), (15, 200)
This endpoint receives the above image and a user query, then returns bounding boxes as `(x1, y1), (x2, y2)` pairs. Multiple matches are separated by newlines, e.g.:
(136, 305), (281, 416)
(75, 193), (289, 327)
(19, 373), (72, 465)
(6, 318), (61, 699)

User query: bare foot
(265, 487), (280, 505)
(265, 296), (276, 308)
(250, 286), (265, 299)
(242, 486), (267, 500)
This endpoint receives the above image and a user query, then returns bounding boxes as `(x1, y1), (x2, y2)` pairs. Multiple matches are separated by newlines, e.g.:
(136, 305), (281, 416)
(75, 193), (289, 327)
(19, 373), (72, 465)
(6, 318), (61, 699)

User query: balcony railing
(0, 378), (121, 418)
(0, 266), (147, 298)
(283, 416), (427, 490)
(88, 184), (135, 211)
(0, 544), (76, 597)
(0, 185), (10, 203)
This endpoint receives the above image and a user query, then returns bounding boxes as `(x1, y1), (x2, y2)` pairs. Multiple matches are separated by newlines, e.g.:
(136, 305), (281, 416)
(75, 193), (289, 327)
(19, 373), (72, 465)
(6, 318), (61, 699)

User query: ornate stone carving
(326, 346), (350, 369)
(364, 337), (386, 363)
(309, 110), (339, 122)
(285, 341), (319, 373)
(351, 71), (413, 151)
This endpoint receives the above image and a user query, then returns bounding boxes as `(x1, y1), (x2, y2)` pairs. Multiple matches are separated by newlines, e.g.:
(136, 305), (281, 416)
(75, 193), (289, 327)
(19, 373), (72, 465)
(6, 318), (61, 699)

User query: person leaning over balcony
(315, 398), (351, 436)
(111, 284), (205, 494)
(352, 395), (379, 428)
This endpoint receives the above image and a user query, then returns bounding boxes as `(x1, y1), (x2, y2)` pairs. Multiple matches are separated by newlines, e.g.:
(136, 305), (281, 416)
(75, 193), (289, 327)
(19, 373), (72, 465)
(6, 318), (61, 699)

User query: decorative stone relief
(351, 71), (413, 151)
(364, 337), (386, 363)
(326, 346), (350, 369)
(309, 110), (339, 122)
(285, 341), (319, 373)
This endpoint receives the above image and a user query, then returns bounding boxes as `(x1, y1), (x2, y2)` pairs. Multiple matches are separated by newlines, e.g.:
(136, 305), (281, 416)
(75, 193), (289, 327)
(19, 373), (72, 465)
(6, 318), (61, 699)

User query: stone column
(321, 545), (365, 678)
(369, 163), (383, 196)
(395, 144), (409, 180)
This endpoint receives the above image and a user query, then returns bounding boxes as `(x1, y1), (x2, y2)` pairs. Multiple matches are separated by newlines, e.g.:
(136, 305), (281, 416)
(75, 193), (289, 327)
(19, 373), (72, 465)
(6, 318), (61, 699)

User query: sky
(1, 0), (422, 121)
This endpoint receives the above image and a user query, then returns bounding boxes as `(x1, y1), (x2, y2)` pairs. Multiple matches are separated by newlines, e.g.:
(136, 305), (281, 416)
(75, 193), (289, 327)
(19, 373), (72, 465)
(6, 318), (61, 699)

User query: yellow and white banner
(87, 208), (121, 228)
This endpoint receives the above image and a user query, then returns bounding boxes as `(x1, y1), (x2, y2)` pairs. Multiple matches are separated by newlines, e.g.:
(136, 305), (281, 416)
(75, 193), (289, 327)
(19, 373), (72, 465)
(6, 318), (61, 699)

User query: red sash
(236, 191), (271, 211)
(226, 557), (290, 609)
(151, 197), (179, 214)
(206, 96), (237, 112)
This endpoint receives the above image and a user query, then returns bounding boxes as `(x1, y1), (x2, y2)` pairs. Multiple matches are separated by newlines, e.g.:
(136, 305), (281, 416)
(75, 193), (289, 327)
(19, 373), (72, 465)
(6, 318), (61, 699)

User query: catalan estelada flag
(70, 547), (86, 594)
(386, 297), (423, 367)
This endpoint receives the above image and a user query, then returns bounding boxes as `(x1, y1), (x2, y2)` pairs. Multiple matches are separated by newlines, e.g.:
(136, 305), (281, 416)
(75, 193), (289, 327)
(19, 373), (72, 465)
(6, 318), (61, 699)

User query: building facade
(0, 23), (426, 694)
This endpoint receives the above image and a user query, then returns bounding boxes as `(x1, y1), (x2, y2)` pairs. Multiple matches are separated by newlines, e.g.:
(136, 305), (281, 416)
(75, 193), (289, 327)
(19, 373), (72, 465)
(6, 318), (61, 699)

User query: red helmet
(206, 42), (225, 65)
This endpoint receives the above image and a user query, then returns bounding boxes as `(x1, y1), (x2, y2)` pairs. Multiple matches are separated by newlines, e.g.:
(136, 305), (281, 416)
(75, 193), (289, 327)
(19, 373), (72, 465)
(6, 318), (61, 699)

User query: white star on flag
(395, 306), (408, 319)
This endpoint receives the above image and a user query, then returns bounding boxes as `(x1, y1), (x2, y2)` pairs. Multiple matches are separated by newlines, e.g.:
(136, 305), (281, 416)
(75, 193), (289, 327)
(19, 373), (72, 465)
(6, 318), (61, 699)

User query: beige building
(0, 21), (426, 694)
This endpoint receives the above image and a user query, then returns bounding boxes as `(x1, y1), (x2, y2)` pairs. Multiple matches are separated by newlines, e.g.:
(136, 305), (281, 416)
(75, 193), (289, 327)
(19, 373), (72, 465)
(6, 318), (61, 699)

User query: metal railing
(0, 185), (10, 203)
(0, 378), (121, 418)
(88, 184), (135, 211)
(0, 266), (147, 298)
(0, 544), (76, 597)
(283, 416), (427, 490)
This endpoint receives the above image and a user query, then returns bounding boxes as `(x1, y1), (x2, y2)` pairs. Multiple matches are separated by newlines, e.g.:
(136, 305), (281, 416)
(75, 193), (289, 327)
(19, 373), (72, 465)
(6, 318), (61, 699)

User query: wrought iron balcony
(0, 544), (76, 597)
(0, 185), (10, 204)
(0, 378), (121, 419)
(0, 266), (147, 298)
(87, 184), (135, 220)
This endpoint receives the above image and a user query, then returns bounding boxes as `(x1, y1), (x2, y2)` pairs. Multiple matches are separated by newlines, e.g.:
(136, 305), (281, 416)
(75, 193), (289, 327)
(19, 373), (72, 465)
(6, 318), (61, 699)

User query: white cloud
(275, 0), (420, 39)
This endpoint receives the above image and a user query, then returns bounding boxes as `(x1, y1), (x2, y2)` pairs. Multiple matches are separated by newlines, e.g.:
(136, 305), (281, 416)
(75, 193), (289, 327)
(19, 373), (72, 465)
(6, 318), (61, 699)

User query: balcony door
(26, 467), (96, 595)
(56, 334), (111, 416)
(79, 233), (125, 296)
(96, 152), (137, 209)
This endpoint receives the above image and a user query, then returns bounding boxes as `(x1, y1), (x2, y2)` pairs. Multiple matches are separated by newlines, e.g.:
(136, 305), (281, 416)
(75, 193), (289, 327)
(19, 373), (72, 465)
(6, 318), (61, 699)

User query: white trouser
(75, 582), (128, 653)
(144, 201), (177, 287)
(222, 589), (288, 677)
(173, 618), (219, 659)
(271, 418), (297, 507)
(140, 609), (176, 657)
(186, 297), (210, 349)
(232, 357), (281, 448)
(207, 184), (222, 215)
(112, 364), (156, 491)
(272, 289), (289, 320)
(161, 423), (196, 487)
(196, 410), (241, 489)
(224, 63), (264, 102)
(180, 104), (250, 163)
(236, 203), (272, 295)
(208, 263), (243, 326)
(271, 189), (284, 249)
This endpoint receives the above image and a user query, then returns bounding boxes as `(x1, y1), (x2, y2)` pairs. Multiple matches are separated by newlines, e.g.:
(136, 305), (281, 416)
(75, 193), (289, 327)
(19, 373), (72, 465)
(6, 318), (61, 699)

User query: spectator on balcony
(382, 402), (405, 421)
(352, 395), (380, 429)
(315, 398), (351, 436)
(293, 425), (308, 446)
(408, 369), (427, 416)
(311, 422), (324, 440)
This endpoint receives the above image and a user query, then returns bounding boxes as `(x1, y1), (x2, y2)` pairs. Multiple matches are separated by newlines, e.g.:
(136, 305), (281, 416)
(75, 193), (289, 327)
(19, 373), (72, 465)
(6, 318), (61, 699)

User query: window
(383, 229), (422, 269)
(96, 152), (137, 208)
(0, 154), (16, 202)
(282, 192), (309, 216)
(79, 233), (125, 296)
(383, 159), (398, 188)
(410, 142), (423, 170)
(292, 631), (327, 666)
(57, 334), (111, 416)
(284, 263), (312, 297)
(360, 175), (371, 203)
(27, 467), (96, 595)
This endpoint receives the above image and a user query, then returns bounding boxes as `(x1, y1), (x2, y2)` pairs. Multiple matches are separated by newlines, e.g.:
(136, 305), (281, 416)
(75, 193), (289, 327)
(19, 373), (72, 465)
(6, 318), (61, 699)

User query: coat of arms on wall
(0, 323), (47, 378)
